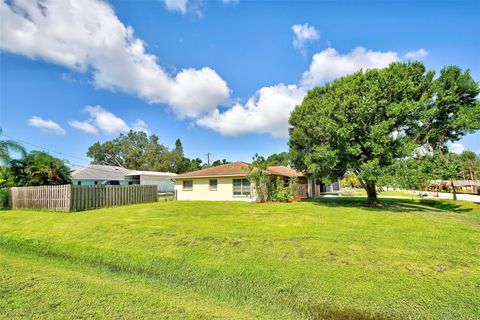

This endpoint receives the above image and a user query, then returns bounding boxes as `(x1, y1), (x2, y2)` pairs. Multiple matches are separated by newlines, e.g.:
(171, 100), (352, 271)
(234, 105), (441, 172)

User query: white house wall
(140, 175), (175, 192)
(175, 177), (255, 201)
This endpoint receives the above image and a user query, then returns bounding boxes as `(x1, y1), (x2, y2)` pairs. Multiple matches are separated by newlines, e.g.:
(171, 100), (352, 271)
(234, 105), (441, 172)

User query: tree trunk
(365, 182), (379, 205)
(451, 180), (457, 201)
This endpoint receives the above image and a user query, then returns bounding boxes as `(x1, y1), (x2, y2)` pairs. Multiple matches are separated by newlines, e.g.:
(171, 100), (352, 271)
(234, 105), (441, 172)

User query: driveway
(321, 191), (480, 203)
(418, 191), (480, 203)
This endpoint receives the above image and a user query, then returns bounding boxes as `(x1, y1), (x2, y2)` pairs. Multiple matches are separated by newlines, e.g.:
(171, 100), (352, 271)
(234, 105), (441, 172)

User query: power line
(0, 132), (92, 163)
(0, 132), (176, 176)
(0, 133), (126, 174)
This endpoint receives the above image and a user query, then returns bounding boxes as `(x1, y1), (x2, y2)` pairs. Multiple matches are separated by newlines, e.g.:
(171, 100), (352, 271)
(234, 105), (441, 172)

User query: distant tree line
(342, 150), (480, 191)
(86, 131), (203, 174)
(379, 149), (480, 198)
(86, 131), (292, 173)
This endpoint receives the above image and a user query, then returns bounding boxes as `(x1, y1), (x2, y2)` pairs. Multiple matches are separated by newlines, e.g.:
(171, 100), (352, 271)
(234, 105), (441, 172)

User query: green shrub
(271, 177), (294, 202)
(0, 188), (8, 209)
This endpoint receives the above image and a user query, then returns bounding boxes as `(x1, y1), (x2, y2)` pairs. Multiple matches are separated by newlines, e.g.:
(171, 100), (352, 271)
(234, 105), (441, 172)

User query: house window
(94, 181), (98, 185)
(131, 175), (140, 185)
(183, 180), (193, 191)
(209, 179), (218, 191)
(233, 178), (251, 196)
(77, 181), (81, 186)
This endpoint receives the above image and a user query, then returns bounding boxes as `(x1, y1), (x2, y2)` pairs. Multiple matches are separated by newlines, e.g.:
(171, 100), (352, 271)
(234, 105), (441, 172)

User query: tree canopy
(0, 128), (26, 164)
(86, 131), (202, 174)
(211, 159), (229, 167)
(289, 62), (480, 204)
(457, 150), (480, 180)
(9, 151), (71, 186)
(265, 152), (291, 166)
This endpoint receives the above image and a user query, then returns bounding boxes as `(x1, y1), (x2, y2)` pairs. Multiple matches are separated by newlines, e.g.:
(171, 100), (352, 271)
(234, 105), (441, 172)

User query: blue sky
(1, 0), (479, 167)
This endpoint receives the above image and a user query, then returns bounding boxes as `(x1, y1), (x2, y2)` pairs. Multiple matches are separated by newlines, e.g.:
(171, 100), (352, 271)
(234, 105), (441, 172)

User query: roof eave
(175, 173), (249, 179)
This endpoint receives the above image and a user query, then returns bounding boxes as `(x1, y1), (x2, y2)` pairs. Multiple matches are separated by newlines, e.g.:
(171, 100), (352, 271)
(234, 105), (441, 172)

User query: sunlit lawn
(1, 198), (479, 319)
(347, 189), (415, 198)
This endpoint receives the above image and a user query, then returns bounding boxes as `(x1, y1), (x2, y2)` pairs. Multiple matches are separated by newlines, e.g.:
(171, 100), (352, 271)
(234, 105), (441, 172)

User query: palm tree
(0, 128), (26, 164)
(9, 151), (71, 186)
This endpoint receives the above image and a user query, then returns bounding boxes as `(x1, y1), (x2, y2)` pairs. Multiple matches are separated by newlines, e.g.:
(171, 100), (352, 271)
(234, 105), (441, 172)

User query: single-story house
(310, 178), (342, 196)
(174, 161), (337, 201)
(70, 165), (130, 186)
(124, 170), (177, 193)
(70, 165), (176, 192)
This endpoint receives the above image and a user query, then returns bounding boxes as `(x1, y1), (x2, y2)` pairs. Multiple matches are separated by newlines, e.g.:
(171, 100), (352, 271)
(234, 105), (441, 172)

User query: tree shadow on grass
(417, 199), (477, 213)
(302, 197), (474, 214)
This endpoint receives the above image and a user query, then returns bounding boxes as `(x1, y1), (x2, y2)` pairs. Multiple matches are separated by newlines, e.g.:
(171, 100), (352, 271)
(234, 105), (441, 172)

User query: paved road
(416, 191), (480, 203)
(322, 191), (480, 203)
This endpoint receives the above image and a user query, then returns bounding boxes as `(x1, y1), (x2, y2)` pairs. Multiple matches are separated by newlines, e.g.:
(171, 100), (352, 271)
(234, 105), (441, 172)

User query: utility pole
(206, 153), (211, 166)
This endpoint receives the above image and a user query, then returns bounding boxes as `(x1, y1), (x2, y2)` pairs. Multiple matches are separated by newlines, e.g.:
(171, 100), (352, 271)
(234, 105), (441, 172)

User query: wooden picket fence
(8, 185), (71, 212)
(69, 185), (157, 211)
(8, 185), (157, 212)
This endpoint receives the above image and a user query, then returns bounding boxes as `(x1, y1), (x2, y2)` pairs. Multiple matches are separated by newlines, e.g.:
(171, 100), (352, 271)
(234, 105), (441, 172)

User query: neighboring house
(70, 165), (176, 192)
(71, 165), (130, 186)
(174, 162), (309, 201)
(124, 170), (177, 193)
(309, 178), (342, 197)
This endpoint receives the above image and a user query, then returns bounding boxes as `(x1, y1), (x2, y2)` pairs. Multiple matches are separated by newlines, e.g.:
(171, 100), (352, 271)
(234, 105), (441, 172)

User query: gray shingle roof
(125, 170), (177, 177)
(71, 165), (130, 181)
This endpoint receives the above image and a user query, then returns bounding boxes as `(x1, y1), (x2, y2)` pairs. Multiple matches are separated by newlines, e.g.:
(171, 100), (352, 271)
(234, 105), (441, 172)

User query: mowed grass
(348, 189), (416, 198)
(1, 198), (479, 319)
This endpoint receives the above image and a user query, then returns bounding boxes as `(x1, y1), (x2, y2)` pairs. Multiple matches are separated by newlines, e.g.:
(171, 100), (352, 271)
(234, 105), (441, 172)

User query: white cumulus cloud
(168, 68), (231, 118)
(132, 119), (149, 134)
(84, 106), (130, 135)
(163, 0), (189, 14)
(28, 116), (65, 135)
(200, 46), (401, 138)
(0, 0), (230, 118)
(404, 48), (428, 60)
(68, 120), (99, 135)
(292, 23), (320, 54)
(162, 0), (236, 15)
(162, 0), (205, 16)
(197, 84), (306, 138)
(449, 143), (465, 154)
(69, 106), (130, 135)
(301, 47), (399, 88)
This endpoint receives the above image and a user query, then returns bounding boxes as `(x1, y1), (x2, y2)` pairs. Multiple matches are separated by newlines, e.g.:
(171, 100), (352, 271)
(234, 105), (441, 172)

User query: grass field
(1, 198), (479, 319)
(347, 189), (416, 198)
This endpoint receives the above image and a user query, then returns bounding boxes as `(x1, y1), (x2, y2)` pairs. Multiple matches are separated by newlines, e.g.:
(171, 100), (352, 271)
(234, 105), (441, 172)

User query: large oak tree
(289, 62), (479, 204)
(87, 131), (202, 173)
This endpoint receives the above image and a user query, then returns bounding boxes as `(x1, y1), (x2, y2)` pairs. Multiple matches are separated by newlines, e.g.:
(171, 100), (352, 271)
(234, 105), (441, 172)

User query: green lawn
(1, 198), (479, 319)
(347, 189), (416, 198)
